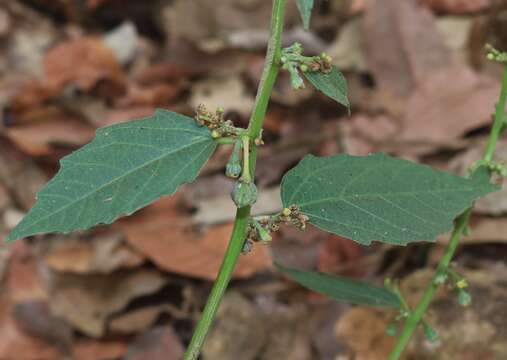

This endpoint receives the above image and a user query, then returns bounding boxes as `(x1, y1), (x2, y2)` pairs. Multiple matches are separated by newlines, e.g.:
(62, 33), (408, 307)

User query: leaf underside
(304, 66), (350, 110)
(276, 263), (401, 307)
(281, 153), (499, 245)
(296, 0), (314, 30)
(7, 109), (217, 242)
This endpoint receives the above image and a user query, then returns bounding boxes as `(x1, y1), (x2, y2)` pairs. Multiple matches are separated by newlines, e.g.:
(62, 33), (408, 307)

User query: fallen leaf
(424, 0), (490, 13)
(118, 197), (271, 280)
(327, 18), (367, 72)
(0, 299), (61, 360)
(73, 338), (128, 360)
(203, 291), (312, 360)
(48, 269), (168, 337)
(190, 76), (254, 118)
(400, 67), (499, 148)
(334, 307), (396, 360)
(0, 139), (48, 209)
(109, 305), (167, 334)
(5, 115), (96, 156)
(45, 232), (145, 274)
(363, 0), (450, 96)
(13, 300), (73, 353)
(43, 37), (125, 94)
(125, 326), (184, 360)
(5, 241), (47, 302)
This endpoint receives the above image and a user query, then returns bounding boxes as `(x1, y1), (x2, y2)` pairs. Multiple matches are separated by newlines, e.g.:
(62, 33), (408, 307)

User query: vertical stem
(183, 1), (286, 359)
(388, 63), (507, 359)
(184, 207), (250, 360)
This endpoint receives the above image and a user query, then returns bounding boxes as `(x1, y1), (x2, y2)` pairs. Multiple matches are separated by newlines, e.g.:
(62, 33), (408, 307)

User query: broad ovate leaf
(304, 66), (350, 110)
(281, 153), (499, 245)
(276, 263), (400, 307)
(7, 109), (217, 241)
(296, 0), (314, 30)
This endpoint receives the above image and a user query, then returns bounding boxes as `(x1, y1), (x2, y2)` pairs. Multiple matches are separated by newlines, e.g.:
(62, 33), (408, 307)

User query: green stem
(183, 207), (250, 360)
(240, 136), (251, 183)
(183, 1), (286, 359)
(388, 63), (507, 360)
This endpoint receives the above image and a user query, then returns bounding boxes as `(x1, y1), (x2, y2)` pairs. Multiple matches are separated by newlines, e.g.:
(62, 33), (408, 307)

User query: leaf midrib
(296, 187), (484, 208)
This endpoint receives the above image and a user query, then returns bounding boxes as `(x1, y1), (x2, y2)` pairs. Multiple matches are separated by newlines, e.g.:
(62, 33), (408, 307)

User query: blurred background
(0, 0), (507, 359)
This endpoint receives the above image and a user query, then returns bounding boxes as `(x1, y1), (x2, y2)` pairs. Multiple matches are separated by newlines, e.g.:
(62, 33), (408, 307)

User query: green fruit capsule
(226, 163), (242, 178)
(231, 181), (258, 208)
(225, 139), (243, 178)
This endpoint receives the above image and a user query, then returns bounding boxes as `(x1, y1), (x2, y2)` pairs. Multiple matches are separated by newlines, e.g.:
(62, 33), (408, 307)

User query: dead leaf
(423, 0), (490, 13)
(118, 197), (271, 280)
(203, 291), (312, 360)
(327, 18), (367, 72)
(48, 269), (168, 337)
(334, 307), (396, 360)
(43, 37), (125, 94)
(125, 326), (184, 360)
(0, 139), (47, 210)
(190, 76), (254, 118)
(109, 305), (167, 334)
(6, 241), (47, 302)
(363, 0), (450, 96)
(318, 235), (364, 276)
(73, 338), (128, 360)
(400, 67), (499, 148)
(5, 115), (96, 156)
(0, 299), (61, 360)
(45, 232), (145, 274)
(13, 300), (73, 353)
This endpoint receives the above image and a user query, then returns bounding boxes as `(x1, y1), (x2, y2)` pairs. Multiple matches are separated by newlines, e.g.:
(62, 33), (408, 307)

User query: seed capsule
(231, 181), (258, 208)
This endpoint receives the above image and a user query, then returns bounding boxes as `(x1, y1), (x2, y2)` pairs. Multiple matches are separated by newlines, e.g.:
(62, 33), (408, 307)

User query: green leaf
(296, 0), (314, 30)
(7, 109), (217, 242)
(276, 263), (401, 307)
(304, 66), (350, 110)
(281, 153), (499, 245)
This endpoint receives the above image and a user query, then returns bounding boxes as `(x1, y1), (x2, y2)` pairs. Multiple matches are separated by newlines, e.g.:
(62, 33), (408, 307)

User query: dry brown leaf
(119, 83), (183, 107)
(48, 269), (168, 337)
(6, 241), (47, 302)
(118, 197), (271, 280)
(5, 116), (95, 156)
(163, 0), (297, 49)
(0, 139), (47, 210)
(203, 292), (312, 360)
(424, 0), (490, 13)
(73, 338), (128, 360)
(43, 37), (125, 94)
(109, 305), (167, 334)
(0, 183), (10, 211)
(0, 299), (61, 360)
(334, 307), (396, 360)
(400, 67), (499, 148)
(45, 232), (145, 274)
(190, 76), (254, 117)
(363, 0), (450, 96)
(125, 326), (184, 360)
(13, 300), (73, 353)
